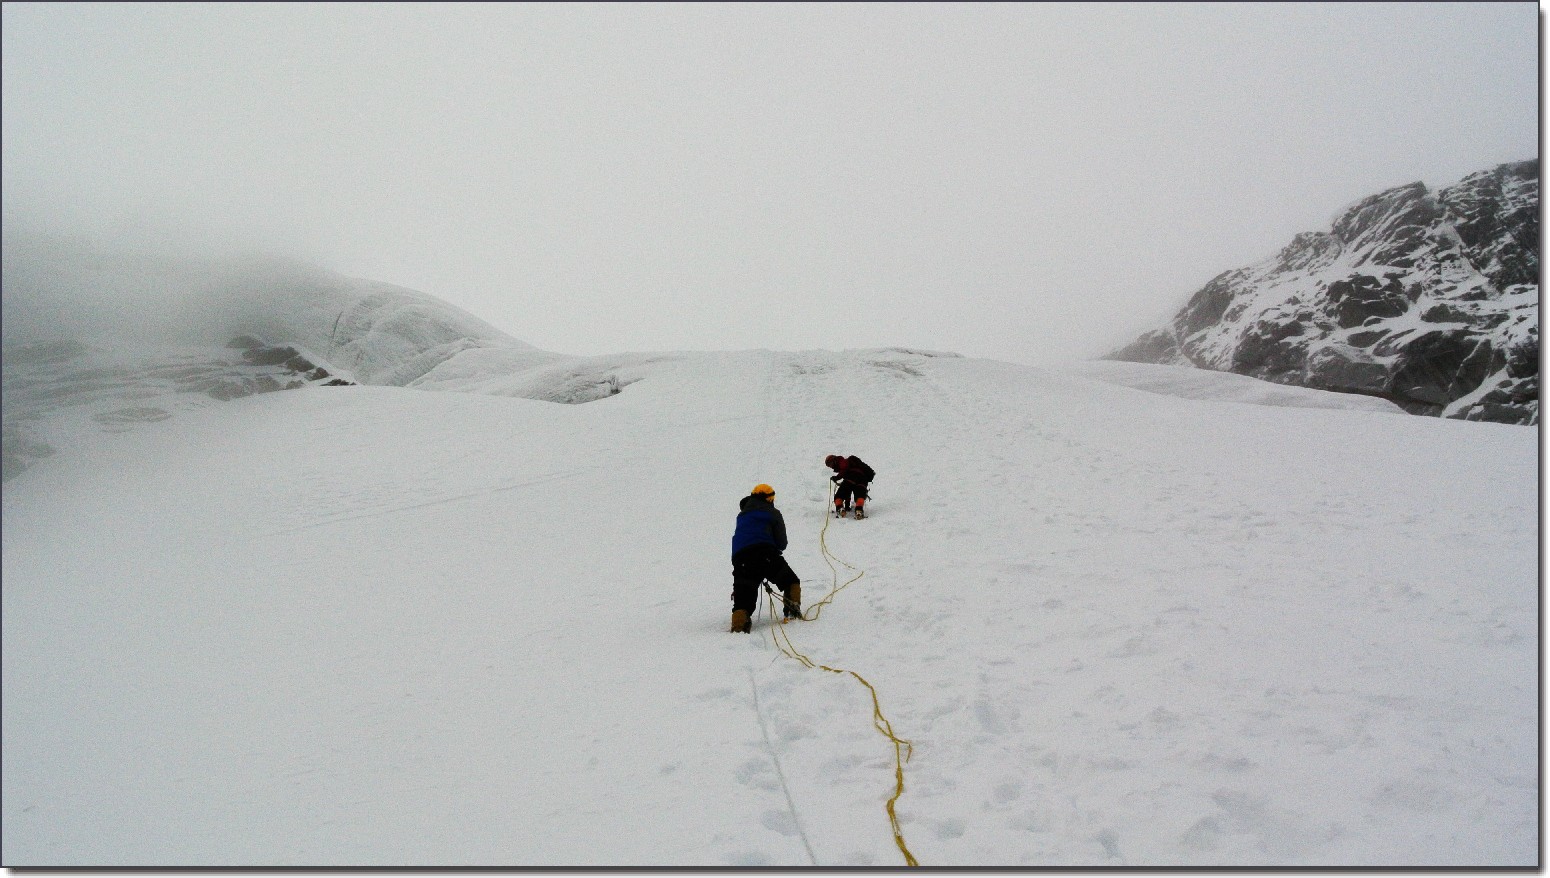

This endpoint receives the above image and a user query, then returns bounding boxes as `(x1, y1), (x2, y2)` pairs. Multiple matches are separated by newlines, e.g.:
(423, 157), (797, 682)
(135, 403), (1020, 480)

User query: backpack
(847, 456), (875, 483)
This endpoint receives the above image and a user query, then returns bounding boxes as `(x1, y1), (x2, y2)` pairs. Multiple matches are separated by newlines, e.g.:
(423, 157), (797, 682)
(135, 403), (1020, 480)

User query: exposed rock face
(1109, 160), (1538, 425)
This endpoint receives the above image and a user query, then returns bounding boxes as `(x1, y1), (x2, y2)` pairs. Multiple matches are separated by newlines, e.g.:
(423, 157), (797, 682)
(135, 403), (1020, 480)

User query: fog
(1, 3), (1538, 365)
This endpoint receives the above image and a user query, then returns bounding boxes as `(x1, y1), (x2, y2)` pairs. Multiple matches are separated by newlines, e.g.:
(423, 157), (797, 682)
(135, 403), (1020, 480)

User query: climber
(825, 454), (876, 519)
(729, 484), (802, 632)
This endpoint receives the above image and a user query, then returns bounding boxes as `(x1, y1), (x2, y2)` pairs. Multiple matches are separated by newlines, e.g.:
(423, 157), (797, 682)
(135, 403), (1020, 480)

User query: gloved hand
(831, 475), (841, 483)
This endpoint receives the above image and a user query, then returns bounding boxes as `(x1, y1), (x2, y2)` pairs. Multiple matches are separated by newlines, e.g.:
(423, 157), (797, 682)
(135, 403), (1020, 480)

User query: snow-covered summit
(2, 229), (556, 385)
(2, 230), (570, 480)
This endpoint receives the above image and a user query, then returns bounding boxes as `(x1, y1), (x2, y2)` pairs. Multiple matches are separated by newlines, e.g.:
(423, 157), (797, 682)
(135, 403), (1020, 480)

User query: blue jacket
(731, 494), (788, 558)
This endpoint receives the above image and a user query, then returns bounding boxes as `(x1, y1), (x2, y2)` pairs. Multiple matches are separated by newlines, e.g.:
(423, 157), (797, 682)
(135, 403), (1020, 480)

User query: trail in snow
(747, 667), (819, 866)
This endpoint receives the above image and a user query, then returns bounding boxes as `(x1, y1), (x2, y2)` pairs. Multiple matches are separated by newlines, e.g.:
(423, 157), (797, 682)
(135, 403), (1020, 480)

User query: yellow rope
(798, 485), (866, 621)
(764, 598), (918, 866)
(753, 480), (918, 867)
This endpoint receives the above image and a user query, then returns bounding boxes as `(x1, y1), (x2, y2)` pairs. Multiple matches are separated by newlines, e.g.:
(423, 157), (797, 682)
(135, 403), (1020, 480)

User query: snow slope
(1, 230), (559, 388)
(1068, 360), (1406, 414)
(1, 347), (1537, 867)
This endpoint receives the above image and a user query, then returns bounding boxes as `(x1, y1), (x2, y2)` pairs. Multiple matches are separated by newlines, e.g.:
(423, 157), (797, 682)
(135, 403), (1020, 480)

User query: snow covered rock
(193, 256), (559, 387)
(1108, 161), (1538, 425)
(1, 231), (560, 481)
(1, 229), (560, 390)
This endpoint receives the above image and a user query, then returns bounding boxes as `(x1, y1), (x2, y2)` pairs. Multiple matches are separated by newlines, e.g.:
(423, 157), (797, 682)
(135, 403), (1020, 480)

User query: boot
(783, 583), (802, 619)
(854, 501), (866, 519)
(730, 609), (751, 633)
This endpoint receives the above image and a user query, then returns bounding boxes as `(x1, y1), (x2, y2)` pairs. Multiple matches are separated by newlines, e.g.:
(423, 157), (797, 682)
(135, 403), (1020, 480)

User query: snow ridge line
(746, 667), (820, 866)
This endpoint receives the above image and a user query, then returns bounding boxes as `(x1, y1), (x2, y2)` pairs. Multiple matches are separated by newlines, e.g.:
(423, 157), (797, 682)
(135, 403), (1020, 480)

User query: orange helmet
(751, 484), (775, 498)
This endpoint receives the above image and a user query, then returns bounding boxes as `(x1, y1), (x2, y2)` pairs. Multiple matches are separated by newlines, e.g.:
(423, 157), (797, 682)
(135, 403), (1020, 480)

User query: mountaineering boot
(783, 583), (802, 620)
(854, 502), (866, 520)
(731, 609), (751, 633)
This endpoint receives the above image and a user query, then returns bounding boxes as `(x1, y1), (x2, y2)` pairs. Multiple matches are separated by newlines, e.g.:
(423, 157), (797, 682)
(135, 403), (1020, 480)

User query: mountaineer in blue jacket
(729, 484), (801, 632)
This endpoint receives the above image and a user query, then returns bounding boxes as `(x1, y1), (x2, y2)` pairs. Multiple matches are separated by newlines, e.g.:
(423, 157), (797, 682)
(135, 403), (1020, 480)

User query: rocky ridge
(1108, 160), (1538, 425)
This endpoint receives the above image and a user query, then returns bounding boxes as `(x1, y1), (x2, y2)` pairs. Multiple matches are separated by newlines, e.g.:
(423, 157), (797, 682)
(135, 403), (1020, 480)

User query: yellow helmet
(751, 483), (775, 498)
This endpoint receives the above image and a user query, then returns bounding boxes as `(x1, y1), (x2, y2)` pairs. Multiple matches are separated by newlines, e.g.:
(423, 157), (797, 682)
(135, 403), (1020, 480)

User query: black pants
(731, 544), (799, 613)
(834, 481), (869, 506)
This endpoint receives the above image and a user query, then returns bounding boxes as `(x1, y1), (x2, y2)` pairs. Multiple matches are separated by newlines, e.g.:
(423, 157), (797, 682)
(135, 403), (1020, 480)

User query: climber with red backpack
(825, 454), (876, 519)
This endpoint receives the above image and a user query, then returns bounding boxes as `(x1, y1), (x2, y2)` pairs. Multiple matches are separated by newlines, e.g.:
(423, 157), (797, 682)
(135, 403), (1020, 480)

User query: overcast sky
(1, 2), (1538, 365)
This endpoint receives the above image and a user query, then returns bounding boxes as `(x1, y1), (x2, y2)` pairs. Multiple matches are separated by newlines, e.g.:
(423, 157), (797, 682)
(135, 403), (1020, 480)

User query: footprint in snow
(778, 722), (814, 743)
(932, 817), (966, 840)
(760, 809), (800, 837)
(973, 697), (1017, 734)
(1370, 777), (1457, 812)
(1095, 828), (1123, 860)
(1181, 816), (1223, 851)
(735, 758), (779, 792)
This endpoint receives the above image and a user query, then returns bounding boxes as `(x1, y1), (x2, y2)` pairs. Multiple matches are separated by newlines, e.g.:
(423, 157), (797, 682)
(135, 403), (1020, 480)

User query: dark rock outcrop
(1108, 160), (1538, 425)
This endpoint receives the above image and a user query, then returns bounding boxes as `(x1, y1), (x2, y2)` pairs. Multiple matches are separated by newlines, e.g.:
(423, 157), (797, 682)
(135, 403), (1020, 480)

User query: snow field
(1, 348), (1537, 866)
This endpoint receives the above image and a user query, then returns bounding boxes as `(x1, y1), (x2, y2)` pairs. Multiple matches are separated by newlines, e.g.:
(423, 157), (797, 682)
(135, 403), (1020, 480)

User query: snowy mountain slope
(1109, 160), (1538, 425)
(2, 347), (1535, 867)
(0, 335), (675, 483)
(1, 231), (544, 376)
(0, 231), (571, 481)
(1069, 361), (1405, 414)
(0, 228), (1413, 484)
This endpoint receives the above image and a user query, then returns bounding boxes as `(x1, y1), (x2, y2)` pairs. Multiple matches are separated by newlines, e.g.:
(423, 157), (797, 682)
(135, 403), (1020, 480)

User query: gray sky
(2, 2), (1538, 365)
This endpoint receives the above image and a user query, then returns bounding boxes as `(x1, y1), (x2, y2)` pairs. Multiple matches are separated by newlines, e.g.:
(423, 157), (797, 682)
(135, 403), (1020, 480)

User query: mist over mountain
(1107, 160), (1538, 426)
(0, 229), (665, 480)
(1, 220), (1429, 486)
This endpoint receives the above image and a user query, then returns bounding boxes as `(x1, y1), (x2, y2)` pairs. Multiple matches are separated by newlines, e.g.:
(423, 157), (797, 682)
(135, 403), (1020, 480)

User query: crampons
(783, 583), (802, 619)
